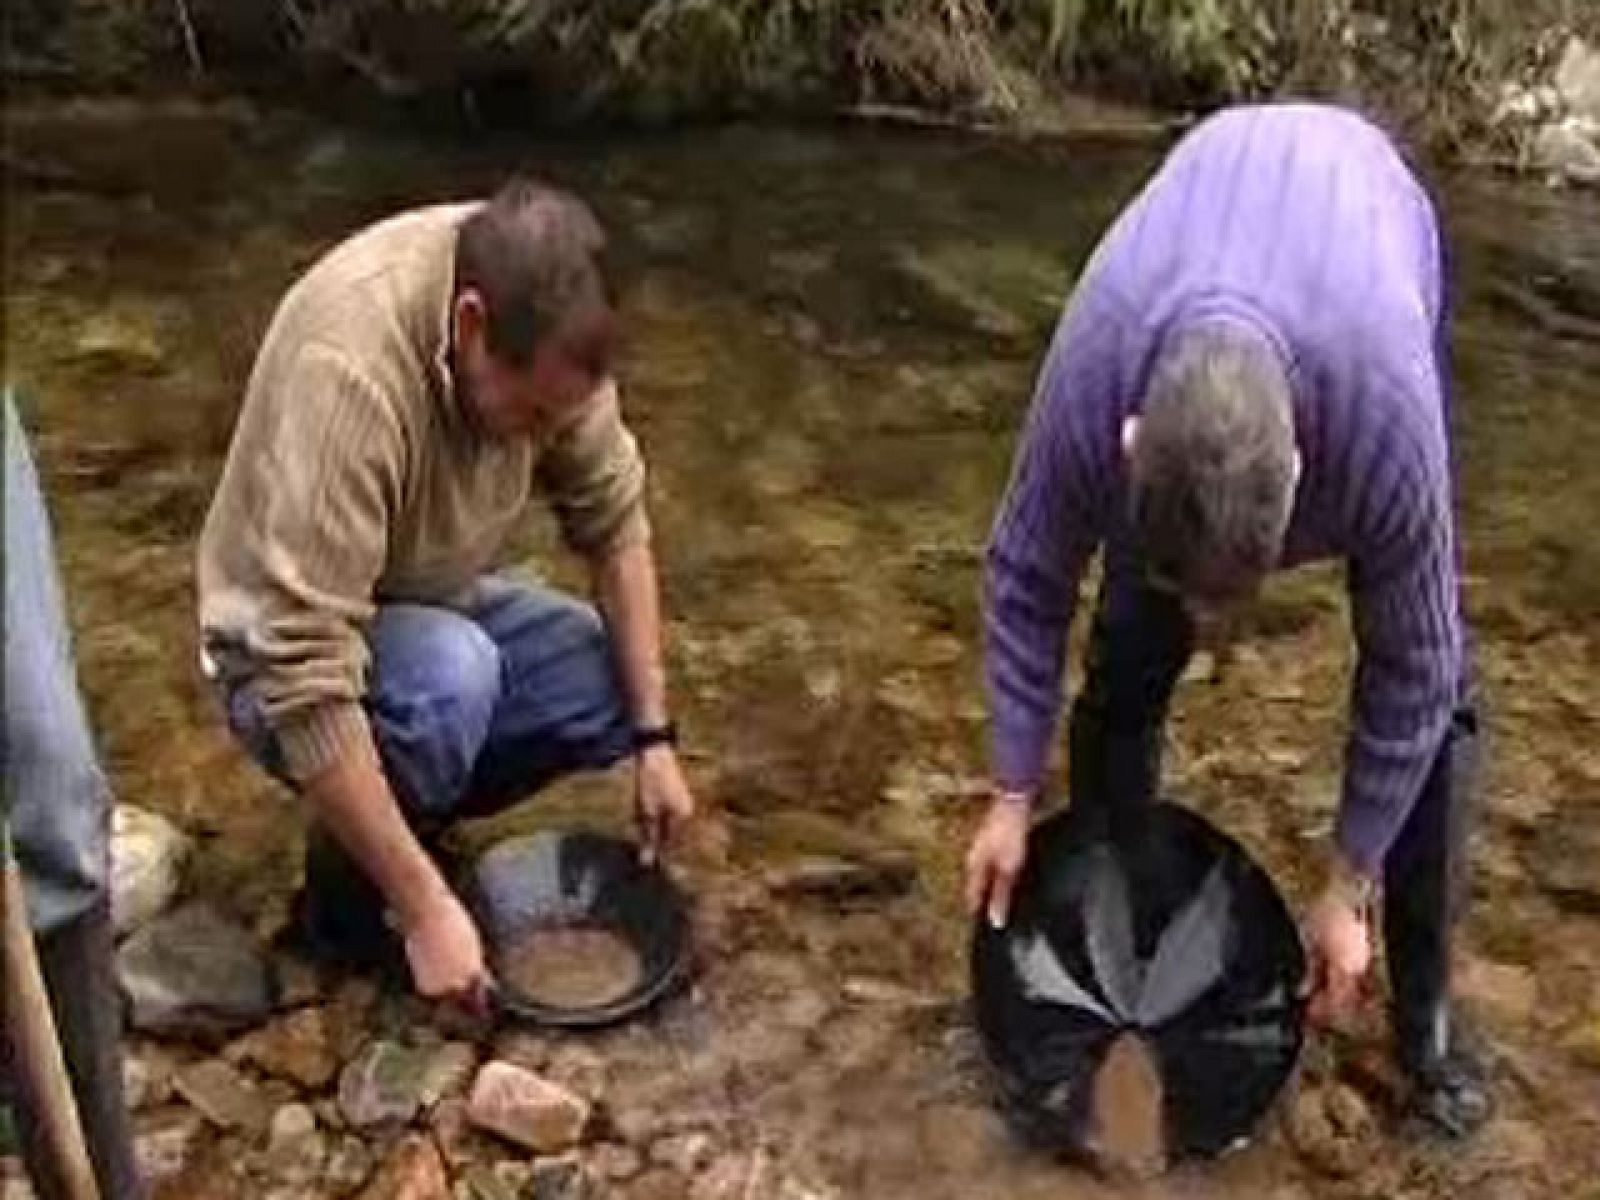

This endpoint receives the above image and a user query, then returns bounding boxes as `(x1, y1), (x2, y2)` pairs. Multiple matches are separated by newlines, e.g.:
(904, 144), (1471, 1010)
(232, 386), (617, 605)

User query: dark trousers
(4, 901), (147, 1200)
(1066, 573), (1478, 1053)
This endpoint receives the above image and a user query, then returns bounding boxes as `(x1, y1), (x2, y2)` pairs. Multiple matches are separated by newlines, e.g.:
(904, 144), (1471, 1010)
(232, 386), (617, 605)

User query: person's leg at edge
(1381, 674), (1492, 1139)
(3, 392), (145, 1198)
(1378, 188), (1491, 1141)
(11, 900), (147, 1200)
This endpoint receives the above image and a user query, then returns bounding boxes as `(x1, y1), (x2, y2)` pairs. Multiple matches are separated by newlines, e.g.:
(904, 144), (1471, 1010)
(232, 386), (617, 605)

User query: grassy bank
(5, 2), (1598, 153)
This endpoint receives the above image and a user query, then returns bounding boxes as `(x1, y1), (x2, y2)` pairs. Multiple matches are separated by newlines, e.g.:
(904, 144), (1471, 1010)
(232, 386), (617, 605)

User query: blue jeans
(4, 392), (146, 1199)
(227, 577), (634, 830)
(4, 392), (111, 935)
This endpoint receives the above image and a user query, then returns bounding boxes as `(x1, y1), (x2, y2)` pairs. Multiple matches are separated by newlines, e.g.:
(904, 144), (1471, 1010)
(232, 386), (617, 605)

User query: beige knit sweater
(198, 203), (649, 783)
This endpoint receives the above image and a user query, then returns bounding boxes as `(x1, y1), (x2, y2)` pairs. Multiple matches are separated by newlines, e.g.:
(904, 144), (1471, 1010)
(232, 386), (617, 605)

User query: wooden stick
(1, 832), (101, 1200)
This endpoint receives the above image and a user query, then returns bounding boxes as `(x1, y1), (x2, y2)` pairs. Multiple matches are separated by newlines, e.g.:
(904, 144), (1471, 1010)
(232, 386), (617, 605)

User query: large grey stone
(117, 903), (272, 1037)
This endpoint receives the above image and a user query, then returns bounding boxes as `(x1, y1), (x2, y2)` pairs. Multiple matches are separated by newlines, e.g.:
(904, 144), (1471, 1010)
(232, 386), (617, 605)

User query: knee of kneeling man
(429, 623), (504, 716)
(372, 612), (505, 723)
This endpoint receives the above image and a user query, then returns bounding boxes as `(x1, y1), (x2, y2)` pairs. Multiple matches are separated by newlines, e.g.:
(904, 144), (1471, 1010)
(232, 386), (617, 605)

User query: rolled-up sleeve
(535, 380), (650, 557)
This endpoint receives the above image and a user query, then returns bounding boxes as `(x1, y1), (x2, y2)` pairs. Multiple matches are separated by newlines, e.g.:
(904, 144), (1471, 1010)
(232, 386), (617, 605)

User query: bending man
(198, 181), (694, 1011)
(965, 104), (1488, 1139)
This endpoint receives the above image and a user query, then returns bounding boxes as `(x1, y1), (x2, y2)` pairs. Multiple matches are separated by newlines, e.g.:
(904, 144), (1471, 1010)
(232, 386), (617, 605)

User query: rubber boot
(1382, 700), (1493, 1140)
(1067, 575), (1195, 832)
(283, 824), (411, 982)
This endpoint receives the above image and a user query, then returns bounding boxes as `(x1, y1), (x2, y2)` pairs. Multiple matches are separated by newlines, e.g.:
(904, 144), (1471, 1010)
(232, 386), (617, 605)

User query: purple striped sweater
(984, 103), (1463, 874)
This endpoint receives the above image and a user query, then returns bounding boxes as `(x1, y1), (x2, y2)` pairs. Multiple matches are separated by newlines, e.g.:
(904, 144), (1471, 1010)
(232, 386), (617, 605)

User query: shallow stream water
(5, 101), (1599, 1198)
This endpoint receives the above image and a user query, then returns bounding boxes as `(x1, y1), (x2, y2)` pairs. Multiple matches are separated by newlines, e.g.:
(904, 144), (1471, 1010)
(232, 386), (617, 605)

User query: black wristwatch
(632, 721), (679, 752)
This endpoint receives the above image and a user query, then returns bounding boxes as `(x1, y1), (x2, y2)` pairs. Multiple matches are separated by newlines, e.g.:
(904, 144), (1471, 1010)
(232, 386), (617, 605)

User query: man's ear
(1121, 416), (1142, 466)
(453, 287), (488, 351)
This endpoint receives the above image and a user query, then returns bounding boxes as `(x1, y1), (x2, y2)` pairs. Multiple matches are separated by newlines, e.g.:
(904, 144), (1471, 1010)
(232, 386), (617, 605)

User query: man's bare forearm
(302, 753), (454, 930)
(592, 536), (668, 727)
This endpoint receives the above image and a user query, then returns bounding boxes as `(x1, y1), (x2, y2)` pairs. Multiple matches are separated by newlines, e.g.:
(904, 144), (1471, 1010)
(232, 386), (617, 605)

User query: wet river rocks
(5, 104), (1600, 1197)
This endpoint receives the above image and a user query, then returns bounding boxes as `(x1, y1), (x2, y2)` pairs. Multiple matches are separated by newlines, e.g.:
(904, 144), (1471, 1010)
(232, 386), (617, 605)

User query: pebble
(417, 1041), (480, 1111)
(542, 1043), (608, 1100)
(493, 1030), (553, 1072)
(357, 1133), (451, 1200)
(592, 1141), (646, 1181)
(455, 1163), (522, 1200)
(134, 1108), (207, 1183)
(691, 1153), (765, 1200)
(466, 1061), (591, 1154)
(266, 1103), (325, 1185)
(531, 1153), (592, 1200)
(174, 1058), (273, 1135)
(338, 1040), (430, 1129)
(124, 1045), (177, 1111)
(228, 1006), (340, 1090)
(431, 1095), (477, 1171)
(273, 952), (326, 1009)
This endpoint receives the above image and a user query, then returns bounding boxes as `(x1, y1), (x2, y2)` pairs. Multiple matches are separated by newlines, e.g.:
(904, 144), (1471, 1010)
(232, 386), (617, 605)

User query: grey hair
(1130, 324), (1297, 600)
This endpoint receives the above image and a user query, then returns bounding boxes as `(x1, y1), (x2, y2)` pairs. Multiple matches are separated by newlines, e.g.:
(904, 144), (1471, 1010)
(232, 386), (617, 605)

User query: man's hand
(964, 793), (1032, 928)
(635, 744), (694, 866)
(1301, 863), (1375, 1026)
(399, 888), (493, 1016)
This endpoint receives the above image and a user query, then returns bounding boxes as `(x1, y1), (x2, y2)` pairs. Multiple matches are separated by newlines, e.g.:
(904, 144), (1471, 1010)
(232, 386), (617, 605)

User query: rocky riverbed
(3, 103), (1599, 1199)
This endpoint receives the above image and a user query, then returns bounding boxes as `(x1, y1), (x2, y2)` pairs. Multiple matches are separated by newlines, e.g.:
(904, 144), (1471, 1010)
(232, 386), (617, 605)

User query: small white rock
(110, 805), (192, 936)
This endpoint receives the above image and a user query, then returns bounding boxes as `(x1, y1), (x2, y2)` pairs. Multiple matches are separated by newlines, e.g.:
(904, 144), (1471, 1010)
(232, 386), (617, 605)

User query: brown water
(6, 99), (1600, 1198)
(499, 925), (644, 1010)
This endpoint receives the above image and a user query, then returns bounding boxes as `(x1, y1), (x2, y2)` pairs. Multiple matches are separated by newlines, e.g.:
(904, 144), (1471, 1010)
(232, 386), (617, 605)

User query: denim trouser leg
(3, 393), (145, 1198)
(226, 579), (633, 936)
(457, 577), (635, 815)
(361, 579), (634, 821)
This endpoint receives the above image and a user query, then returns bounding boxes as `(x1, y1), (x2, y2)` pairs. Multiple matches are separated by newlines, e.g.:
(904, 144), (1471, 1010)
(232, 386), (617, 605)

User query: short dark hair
(455, 178), (612, 370)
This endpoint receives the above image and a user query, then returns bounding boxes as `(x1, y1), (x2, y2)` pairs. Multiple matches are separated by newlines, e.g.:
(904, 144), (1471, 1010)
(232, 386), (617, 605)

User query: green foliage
(8, 0), (1593, 149)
